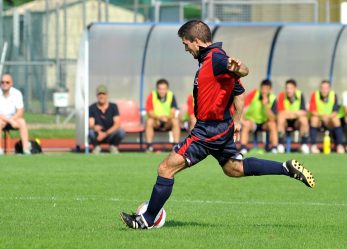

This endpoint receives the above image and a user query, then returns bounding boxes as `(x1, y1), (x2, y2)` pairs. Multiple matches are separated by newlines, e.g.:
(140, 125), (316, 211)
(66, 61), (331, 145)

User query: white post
(105, 0), (109, 22)
(82, 0), (86, 28)
(13, 10), (20, 47)
(0, 0), (3, 49)
(201, 0), (206, 20)
(154, 1), (161, 22)
(0, 41), (7, 76)
(179, 2), (184, 22)
(98, 0), (102, 21)
(313, 0), (319, 23)
(342, 2), (347, 24)
(134, 0), (139, 23)
(84, 32), (89, 154)
(325, 0), (330, 23)
(63, 0), (67, 90)
(55, 4), (61, 88)
(208, 0), (214, 22)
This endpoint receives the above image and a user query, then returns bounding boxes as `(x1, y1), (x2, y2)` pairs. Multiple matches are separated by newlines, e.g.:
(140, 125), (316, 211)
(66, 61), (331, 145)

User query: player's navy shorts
(174, 119), (242, 167)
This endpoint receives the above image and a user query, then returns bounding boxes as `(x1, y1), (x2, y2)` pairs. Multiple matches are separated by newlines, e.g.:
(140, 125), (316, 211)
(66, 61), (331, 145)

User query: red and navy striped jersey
(193, 42), (245, 121)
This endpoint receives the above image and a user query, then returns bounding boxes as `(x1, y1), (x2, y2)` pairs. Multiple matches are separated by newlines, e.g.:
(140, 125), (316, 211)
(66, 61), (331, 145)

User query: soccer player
(342, 90), (347, 149)
(145, 79), (180, 152)
(309, 80), (345, 154)
(277, 79), (309, 154)
(120, 20), (316, 229)
(240, 80), (279, 154)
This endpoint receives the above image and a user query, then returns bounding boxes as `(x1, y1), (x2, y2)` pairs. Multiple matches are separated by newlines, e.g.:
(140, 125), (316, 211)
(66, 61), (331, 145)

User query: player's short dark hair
(177, 20), (212, 43)
(156, 78), (169, 88)
(321, 79), (331, 85)
(260, 79), (272, 88)
(285, 79), (297, 87)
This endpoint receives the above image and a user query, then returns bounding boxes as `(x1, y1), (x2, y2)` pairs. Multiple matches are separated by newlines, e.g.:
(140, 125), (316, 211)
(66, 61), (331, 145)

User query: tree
(4, 0), (34, 7)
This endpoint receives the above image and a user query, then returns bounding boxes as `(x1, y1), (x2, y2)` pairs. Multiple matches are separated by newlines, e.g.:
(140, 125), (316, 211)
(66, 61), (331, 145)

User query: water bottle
(323, 130), (331, 154)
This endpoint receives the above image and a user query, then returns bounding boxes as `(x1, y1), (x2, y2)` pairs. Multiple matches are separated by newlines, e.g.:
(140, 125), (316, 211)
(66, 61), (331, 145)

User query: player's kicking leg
(120, 151), (187, 229)
(222, 157), (315, 188)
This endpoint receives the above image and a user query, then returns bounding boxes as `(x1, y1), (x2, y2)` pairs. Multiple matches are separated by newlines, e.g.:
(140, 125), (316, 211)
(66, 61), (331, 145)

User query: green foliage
(0, 154), (346, 249)
(24, 112), (58, 124)
(4, 0), (34, 7)
(184, 4), (201, 19)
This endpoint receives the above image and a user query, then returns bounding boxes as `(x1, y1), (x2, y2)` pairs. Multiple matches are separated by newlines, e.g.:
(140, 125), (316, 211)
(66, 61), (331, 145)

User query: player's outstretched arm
(227, 57), (249, 77)
(234, 93), (244, 124)
(233, 93), (245, 142)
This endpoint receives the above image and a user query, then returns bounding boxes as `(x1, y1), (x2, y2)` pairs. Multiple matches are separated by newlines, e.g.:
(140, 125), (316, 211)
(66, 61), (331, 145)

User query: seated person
(309, 80), (344, 154)
(0, 73), (30, 155)
(343, 91), (347, 122)
(277, 79), (309, 153)
(240, 79), (278, 154)
(145, 79), (180, 152)
(342, 91), (347, 149)
(89, 85), (126, 154)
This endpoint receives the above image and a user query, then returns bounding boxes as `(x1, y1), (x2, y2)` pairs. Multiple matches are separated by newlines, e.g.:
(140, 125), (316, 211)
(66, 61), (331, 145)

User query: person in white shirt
(343, 91), (347, 149)
(0, 73), (30, 155)
(343, 91), (347, 118)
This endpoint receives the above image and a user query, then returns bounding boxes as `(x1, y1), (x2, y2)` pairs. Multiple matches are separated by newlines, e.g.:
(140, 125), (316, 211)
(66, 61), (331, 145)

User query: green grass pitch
(0, 153), (346, 249)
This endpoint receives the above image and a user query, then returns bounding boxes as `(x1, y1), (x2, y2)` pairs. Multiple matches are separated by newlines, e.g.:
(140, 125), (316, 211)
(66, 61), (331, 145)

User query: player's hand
(97, 131), (107, 142)
(233, 122), (241, 142)
(0, 115), (10, 123)
(159, 116), (168, 122)
(94, 125), (103, 132)
(0, 115), (6, 121)
(321, 114), (328, 123)
(227, 57), (242, 72)
(262, 95), (269, 105)
(7, 118), (16, 127)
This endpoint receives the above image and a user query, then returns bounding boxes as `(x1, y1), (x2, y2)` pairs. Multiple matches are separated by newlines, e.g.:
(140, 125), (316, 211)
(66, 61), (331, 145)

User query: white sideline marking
(0, 196), (346, 207)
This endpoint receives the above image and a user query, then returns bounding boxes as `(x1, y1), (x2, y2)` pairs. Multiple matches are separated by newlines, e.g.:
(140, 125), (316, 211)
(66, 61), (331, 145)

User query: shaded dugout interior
(75, 23), (347, 149)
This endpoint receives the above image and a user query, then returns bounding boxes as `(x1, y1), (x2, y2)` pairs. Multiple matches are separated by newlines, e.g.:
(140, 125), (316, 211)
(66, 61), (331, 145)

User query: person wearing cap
(0, 73), (31, 155)
(88, 85), (126, 154)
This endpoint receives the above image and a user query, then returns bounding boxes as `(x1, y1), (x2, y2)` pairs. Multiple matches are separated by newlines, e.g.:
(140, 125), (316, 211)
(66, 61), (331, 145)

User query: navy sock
(334, 127), (343, 145)
(279, 132), (285, 144)
(143, 176), (174, 226)
(243, 157), (289, 176)
(310, 127), (318, 144)
(241, 144), (248, 150)
(301, 134), (309, 144)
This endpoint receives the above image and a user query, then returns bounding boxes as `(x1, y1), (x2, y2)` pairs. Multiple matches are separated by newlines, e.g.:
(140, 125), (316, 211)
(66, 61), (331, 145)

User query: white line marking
(0, 196), (346, 207)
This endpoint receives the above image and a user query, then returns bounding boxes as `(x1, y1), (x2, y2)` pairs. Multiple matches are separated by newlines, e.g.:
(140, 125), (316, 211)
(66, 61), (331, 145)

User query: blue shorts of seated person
(174, 119), (242, 167)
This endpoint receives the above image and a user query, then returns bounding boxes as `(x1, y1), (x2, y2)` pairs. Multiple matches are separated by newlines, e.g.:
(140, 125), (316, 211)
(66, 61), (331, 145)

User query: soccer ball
(136, 201), (166, 228)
